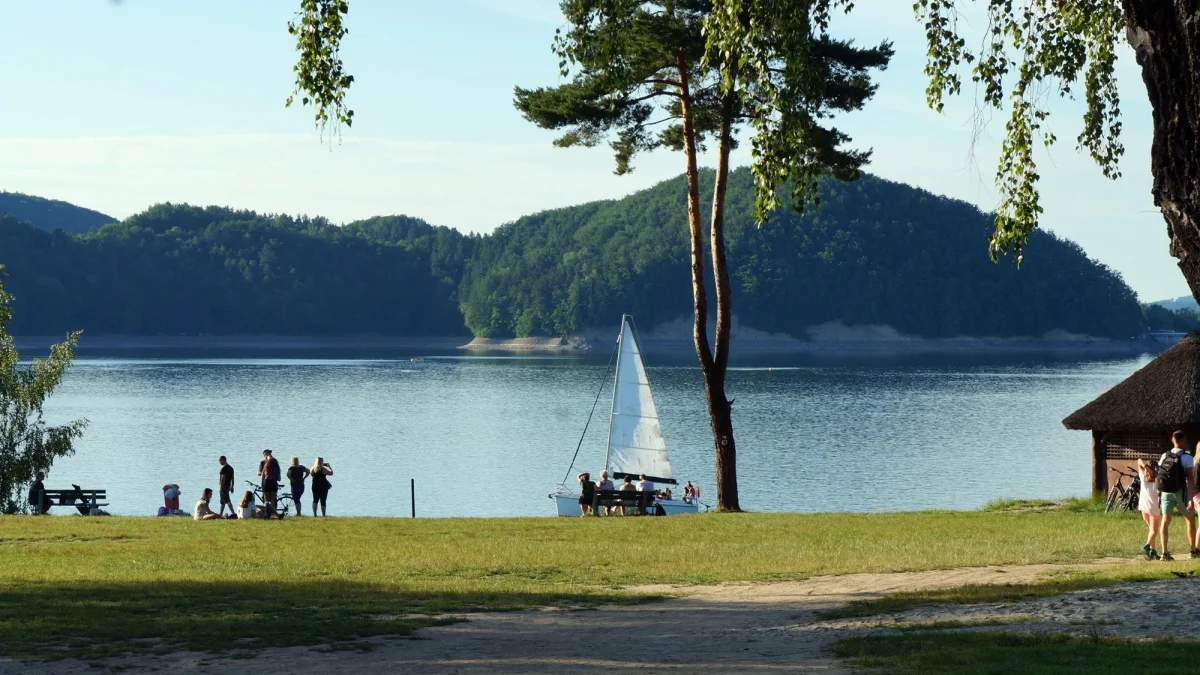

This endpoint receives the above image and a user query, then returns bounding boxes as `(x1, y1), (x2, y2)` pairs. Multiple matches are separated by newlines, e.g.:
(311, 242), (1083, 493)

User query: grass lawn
(0, 508), (1156, 660)
(833, 633), (1194, 675)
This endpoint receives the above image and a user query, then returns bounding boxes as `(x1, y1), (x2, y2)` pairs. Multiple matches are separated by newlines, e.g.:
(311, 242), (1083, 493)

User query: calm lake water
(38, 349), (1154, 517)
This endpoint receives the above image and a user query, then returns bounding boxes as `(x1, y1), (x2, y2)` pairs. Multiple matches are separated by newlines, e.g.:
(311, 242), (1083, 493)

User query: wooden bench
(40, 488), (108, 515)
(592, 489), (654, 515)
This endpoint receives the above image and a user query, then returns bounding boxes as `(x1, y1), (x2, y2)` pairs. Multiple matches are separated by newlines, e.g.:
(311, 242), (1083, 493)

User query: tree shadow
(0, 578), (646, 661)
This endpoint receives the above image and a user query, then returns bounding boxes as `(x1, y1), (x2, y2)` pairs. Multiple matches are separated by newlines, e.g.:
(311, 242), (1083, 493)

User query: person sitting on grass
(1158, 430), (1198, 561)
(237, 491), (268, 520)
(194, 488), (221, 521)
(1138, 459), (1161, 559)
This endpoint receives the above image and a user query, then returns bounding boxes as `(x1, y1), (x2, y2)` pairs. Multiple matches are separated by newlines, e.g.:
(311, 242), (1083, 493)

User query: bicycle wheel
(1124, 489), (1140, 513)
(275, 495), (293, 518)
(1105, 486), (1120, 513)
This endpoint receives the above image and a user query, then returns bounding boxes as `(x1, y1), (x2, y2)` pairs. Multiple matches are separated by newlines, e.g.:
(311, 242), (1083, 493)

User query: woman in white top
(1138, 458), (1161, 559)
(237, 490), (267, 519)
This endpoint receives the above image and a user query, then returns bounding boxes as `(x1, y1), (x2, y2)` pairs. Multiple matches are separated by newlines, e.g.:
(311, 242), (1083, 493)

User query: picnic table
(39, 488), (108, 515)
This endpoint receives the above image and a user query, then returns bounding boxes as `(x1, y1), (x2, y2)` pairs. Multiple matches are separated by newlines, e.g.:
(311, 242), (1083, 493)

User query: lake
(38, 349), (1154, 517)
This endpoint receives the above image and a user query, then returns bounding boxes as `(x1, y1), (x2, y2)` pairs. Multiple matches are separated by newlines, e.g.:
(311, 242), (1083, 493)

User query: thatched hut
(1063, 332), (1200, 494)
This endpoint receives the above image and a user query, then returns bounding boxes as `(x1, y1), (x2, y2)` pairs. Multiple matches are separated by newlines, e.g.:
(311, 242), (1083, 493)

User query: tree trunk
(676, 55), (739, 509)
(707, 74), (740, 513)
(1124, 2), (1200, 299)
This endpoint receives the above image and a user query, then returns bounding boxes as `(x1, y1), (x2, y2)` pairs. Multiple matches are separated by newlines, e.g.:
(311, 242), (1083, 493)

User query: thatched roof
(1064, 332), (1200, 431)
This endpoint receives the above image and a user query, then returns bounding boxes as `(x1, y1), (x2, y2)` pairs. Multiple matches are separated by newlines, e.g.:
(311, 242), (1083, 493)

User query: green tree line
(460, 168), (1145, 340)
(0, 169), (1145, 340)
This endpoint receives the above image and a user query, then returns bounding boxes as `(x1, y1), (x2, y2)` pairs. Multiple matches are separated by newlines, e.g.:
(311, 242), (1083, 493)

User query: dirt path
(2, 559), (1145, 675)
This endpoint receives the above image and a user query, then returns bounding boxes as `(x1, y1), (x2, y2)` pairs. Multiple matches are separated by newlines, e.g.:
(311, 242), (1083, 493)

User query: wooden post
(1091, 430), (1106, 495)
(411, 478), (415, 519)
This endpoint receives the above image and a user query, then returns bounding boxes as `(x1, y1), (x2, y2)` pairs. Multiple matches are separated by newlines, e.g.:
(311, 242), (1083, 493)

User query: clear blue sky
(0, 1), (1185, 301)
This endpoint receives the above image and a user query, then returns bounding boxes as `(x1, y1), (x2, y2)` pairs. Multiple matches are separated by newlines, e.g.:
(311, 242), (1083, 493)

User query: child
(1138, 459), (1161, 559)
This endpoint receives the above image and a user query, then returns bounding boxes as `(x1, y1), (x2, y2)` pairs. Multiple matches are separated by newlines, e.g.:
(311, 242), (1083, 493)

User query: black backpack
(1158, 452), (1187, 493)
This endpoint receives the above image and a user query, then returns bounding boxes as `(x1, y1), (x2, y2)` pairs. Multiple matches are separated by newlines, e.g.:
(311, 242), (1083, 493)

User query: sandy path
(0, 559), (1142, 675)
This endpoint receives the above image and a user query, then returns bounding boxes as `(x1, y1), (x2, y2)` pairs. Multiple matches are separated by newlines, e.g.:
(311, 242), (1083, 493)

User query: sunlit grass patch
(833, 632), (1194, 675)
(0, 507), (1154, 659)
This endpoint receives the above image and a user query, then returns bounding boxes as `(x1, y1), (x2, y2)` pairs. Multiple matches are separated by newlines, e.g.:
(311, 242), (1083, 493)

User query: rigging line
(562, 341), (619, 486)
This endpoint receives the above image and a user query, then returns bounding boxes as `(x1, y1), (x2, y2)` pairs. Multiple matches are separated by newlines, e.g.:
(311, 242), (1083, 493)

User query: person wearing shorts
(217, 456), (235, 517)
(258, 449), (281, 518)
(1158, 431), (1198, 560)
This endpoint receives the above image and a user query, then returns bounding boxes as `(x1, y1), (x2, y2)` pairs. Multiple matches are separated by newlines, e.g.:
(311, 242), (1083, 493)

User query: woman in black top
(310, 457), (333, 517)
(286, 456), (310, 516)
(577, 472), (596, 517)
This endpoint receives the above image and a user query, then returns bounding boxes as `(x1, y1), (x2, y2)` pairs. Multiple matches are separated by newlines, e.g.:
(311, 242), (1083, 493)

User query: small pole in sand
(411, 478), (416, 519)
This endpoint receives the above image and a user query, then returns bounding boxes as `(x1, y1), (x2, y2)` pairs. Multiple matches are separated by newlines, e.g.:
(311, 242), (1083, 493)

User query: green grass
(893, 616), (1037, 631)
(821, 563), (1193, 620)
(0, 508), (1151, 660)
(833, 633), (1194, 674)
(982, 495), (1107, 513)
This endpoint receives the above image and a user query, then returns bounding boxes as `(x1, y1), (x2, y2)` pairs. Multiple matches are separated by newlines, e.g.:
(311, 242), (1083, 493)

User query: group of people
(1137, 430), (1200, 560)
(575, 470), (700, 516)
(179, 449), (335, 521)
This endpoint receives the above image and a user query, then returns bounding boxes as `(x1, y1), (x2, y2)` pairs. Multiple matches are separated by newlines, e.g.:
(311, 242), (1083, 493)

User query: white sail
(605, 316), (676, 484)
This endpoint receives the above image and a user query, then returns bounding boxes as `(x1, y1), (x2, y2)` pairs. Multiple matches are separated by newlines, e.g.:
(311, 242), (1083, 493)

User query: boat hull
(551, 492), (699, 516)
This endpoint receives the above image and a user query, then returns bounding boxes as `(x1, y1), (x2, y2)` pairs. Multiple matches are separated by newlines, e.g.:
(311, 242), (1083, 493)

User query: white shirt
(1140, 477), (1161, 517)
(193, 500), (214, 521)
(637, 479), (654, 493)
(238, 496), (257, 520)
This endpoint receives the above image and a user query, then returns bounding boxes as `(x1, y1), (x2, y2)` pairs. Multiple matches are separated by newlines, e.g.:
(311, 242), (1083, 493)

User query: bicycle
(1105, 467), (1141, 514)
(244, 480), (296, 518)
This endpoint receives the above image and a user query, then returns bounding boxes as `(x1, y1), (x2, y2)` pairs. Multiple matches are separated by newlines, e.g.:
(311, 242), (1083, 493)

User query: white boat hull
(551, 492), (700, 516)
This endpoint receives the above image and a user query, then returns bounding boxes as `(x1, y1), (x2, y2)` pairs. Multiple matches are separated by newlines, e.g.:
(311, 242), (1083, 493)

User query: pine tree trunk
(707, 78), (740, 513)
(676, 55), (741, 510)
(1124, 2), (1200, 299)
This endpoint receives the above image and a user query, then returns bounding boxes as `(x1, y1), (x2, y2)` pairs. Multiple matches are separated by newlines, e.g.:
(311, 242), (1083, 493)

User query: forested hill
(460, 168), (1145, 340)
(0, 206), (476, 335)
(0, 169), (1145, 339)
(0, 191), (116, 234)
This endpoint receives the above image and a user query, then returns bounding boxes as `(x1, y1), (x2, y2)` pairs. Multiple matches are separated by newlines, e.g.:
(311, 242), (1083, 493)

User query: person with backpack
(1157, 430), (1198, 561)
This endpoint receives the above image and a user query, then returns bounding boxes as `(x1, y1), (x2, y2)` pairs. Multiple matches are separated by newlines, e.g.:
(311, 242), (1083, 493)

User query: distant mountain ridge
(0, 171), (1148, 340)
(460, 168), (1146, 340)
(0, 192), (115, 234)
(1151, 295), (1199, 312)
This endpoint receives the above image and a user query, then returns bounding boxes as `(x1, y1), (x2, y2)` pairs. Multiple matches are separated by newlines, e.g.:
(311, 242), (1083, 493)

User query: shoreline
(11, 333), (1166, 356)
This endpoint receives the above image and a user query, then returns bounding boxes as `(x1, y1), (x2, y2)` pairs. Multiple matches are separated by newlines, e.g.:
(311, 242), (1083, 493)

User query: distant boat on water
(551, 315), (699, 516)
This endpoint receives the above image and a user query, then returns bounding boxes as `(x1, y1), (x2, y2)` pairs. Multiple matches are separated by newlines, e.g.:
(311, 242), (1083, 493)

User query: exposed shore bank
(12, 331), (1164, 356)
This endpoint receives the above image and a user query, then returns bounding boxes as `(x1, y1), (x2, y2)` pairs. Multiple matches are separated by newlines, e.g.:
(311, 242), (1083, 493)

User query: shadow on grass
(0, 579), (650, 661)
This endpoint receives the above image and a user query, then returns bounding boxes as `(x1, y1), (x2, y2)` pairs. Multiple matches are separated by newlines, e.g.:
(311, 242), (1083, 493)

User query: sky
(0, 1), (1186, 301)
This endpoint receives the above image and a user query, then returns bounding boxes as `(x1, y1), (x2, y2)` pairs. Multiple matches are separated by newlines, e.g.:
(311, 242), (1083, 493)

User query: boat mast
(603, 314), (629, 474)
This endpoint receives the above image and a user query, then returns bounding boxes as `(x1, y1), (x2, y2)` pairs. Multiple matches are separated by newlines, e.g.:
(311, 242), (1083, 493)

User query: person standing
(1138, 459), (1161, 559)
(287, 456), (310, 516)
(310, 457), (333, 517)
(576, 472), (595, 517)
(28, 471), (50, 514)
(1158, 430), (1198, 561)
(217, 456), (235, 517)
(194, 488), (221, 520)
(258, 449), (281, 517)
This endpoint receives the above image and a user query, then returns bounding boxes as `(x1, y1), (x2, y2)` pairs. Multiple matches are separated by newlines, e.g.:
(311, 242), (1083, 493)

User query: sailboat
(551, 315), (700, 516)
